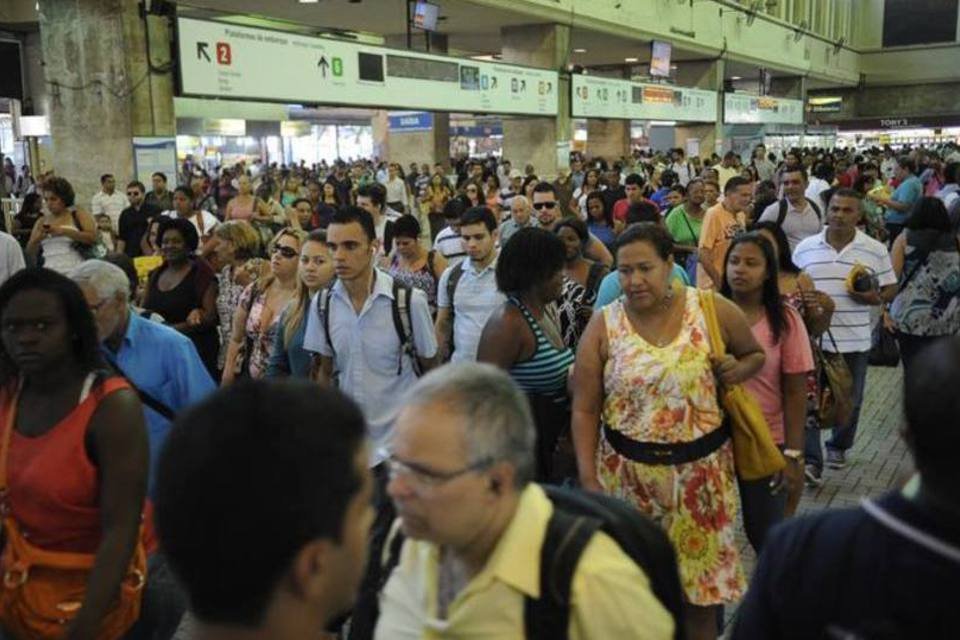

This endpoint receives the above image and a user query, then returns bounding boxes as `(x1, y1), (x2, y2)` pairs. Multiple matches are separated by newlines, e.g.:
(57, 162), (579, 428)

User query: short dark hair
(944, 162), (960, 185)
(100, 174), (114, 184)
(724, 176), (751, 195)
(356, 182), (386, 209)
(155, 380), (367, 627)
(532, 181), (557, 198)
(829, 188), (862, 204)
(330, 206), (376, 242)
(442, 197), (467, 221)
(496, 227), (565, 295)
(625, 201), (660, 225)
(460, 206), (497, 233)
(624, 173), (646, 188)
(173, 186), (193, 201)
(903, 336), (960, 488)
(780, 166), (808, 182)
(659, 170), (678, 188)
(152, 172), (167, 183)
(127, 181), (146, 193)
(897, 156), (916, 174)
(616, 223), (673, 261)
(158, 217), (200, 252)
(291, 198), (312, 209)
(555, 217), (589, 244)
(43, 176), (76, 207)
(905, 197), (951, 232)
(812, 162), (835, 182)
(0, 268), (104, 386)
(750, 221), (800, 275)
(392, 214), (422, 240)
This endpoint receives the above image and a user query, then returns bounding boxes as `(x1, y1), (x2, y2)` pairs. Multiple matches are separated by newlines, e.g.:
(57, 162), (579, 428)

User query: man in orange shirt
(697, 176), (752, 289)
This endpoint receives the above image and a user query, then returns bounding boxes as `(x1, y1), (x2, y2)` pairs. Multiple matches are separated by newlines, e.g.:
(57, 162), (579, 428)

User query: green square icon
(332, 57), (343, 77)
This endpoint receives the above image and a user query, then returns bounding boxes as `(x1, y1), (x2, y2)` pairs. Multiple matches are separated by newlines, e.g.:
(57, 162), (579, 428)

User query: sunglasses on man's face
(532, 201), (557, 210)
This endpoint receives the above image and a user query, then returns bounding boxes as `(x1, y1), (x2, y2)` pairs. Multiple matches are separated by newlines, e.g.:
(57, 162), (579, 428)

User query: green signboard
(571, 75), (718, 122)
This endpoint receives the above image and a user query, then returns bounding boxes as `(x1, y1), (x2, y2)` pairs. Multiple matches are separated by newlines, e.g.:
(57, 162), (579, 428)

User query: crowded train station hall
(0, 0), (957, 638)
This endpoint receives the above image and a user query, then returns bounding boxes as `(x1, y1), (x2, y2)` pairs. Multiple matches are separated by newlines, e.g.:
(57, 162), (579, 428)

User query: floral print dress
(597, 287), (745, 605)
(237, 282), (282, 380)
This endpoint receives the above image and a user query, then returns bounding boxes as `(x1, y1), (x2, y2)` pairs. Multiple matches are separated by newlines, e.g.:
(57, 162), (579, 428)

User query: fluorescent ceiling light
(624, 57), (639, 62)
(573, 48), (587, 53)
(731, 75), (743, 80)
(648, 120), (677, 127)
(298, 0), (319, 3)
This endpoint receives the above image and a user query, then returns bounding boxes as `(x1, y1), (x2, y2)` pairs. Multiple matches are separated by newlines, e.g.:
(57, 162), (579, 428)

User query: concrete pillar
(674, 59), (725, 161)
(586, 119), (630, 161)
(38, 0), (174, 203)
(500, 23), (571, 180)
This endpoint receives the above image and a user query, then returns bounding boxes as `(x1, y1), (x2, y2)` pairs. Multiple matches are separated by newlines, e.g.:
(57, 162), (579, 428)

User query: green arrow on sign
(332, 57), (343, 77)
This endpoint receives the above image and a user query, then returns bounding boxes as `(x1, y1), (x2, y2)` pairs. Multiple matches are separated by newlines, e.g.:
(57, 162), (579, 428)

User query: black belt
(602, 422), (731, 466)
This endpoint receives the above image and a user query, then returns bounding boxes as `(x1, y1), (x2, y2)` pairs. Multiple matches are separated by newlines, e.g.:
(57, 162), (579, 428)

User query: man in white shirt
(712, 152), (740, 191)
(669, 148), (694, 187)
(0, 230), (25, 286)
(805, 163), (834, 213)
(381, 162), (409, 214)
(435, 206), (505, 363)
(90, 173), (128, 234)
(758, 167), (823, 251)
(433, 199), (468, 267)
(793, 189), (897, 485)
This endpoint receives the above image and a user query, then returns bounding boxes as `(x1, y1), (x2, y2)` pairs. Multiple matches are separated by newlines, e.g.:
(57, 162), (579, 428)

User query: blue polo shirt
(886, 175), (922, 225)
(102, 309), (216, 495)
(594, 264), (690, 308)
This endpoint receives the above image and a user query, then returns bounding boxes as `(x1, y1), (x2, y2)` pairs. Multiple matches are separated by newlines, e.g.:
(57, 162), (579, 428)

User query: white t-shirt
(162, 210), (219, 238)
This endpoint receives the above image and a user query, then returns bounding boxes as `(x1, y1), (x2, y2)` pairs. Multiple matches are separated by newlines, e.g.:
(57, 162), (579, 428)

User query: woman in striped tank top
(478, 227), (575, 482)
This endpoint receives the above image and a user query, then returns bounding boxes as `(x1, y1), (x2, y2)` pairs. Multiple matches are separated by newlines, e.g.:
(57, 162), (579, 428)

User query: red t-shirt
(612, 196), (660, 222)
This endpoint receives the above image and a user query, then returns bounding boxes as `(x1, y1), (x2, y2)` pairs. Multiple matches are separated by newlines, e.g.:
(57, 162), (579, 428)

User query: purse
(70, 210), (108, 260)
(869, 319), (900, 367)
(0, 381), (146, 640)
(814, 331), (854, 429)
(232, 283), (260, 377)
(699, 291), (785, 481)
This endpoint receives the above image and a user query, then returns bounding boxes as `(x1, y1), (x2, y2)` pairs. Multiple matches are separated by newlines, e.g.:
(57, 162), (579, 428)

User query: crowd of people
(0, 139), (956, 639)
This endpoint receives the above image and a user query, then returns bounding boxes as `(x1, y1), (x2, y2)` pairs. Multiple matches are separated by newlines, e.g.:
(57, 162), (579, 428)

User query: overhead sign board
(177, 17), (558, 117)
(571, 75), (717, 122)
(724, 93), (804, 124)
(388, 112), (434, 132)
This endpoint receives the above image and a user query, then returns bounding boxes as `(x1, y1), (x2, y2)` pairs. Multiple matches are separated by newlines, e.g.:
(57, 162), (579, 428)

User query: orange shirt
(696, 203), (746, 290)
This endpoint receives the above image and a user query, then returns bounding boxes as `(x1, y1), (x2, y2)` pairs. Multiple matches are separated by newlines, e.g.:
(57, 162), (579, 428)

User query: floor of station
(173, 366), (909, 639)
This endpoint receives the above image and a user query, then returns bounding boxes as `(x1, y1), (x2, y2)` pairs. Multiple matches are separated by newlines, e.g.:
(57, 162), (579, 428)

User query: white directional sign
(177, 17), (558, 117)
(724, 93), (804, 124)
(571, 75), (718, 122)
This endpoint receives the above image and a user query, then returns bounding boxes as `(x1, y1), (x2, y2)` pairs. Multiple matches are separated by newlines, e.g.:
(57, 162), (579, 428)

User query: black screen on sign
(358, 53), (385, 82)
(0, 40), (24, 101)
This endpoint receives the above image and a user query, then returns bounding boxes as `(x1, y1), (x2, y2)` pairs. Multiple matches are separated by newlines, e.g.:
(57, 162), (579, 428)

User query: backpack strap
(427, 250), (436, 279)
(806, 197), (822, 220)
(776, 198), (788, 227)
(390, 281), (422, 376)
(523, 509), (602, 640)
(444, 262), (467, 355)
(584, 261), (605, 297)
(317, 287), (336, 362)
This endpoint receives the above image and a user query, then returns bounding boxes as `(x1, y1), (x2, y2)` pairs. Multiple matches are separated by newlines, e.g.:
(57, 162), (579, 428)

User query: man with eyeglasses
(532, 182), (613, 267)
(368, 363), (674, 640)
(117, 181), (161, 258)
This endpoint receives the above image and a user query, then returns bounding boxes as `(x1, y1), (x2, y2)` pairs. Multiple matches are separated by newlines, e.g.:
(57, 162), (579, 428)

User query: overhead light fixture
(624, 57), (639, 63)
(298, 0), (319, 3)
(731, 75), (742, 80)
(573, 48), (587, 53)
(649, 121), (677, 127)
(670, 64), (678, 69)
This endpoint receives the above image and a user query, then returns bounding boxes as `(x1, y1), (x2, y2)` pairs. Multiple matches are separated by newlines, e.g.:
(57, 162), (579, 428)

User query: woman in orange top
(0, 268), (148, 640)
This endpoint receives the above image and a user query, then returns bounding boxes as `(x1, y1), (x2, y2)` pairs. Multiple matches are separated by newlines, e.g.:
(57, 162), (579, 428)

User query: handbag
(70, 210), (108, 260)
(699, 291), (785, 481)
(869, 319), (900, 367)
(814, 331), (854, 429)
(0, 380), (146, 640)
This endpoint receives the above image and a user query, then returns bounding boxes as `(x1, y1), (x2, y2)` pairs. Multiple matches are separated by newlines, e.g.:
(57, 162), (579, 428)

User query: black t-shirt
(734, 490), (960, 639)
(118, 203), (160, 258)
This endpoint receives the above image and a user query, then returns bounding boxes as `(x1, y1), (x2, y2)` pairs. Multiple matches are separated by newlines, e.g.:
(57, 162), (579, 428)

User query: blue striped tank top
(507, 297), (575, 396)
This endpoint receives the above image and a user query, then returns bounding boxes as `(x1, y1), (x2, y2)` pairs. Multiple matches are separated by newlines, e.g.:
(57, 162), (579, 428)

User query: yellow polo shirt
(374, 484), (675, 639)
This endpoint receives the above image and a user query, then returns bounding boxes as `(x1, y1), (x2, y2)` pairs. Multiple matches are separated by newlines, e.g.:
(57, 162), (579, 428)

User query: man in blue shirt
(71, 260), (216, 495)
(870, 155), (922, 244)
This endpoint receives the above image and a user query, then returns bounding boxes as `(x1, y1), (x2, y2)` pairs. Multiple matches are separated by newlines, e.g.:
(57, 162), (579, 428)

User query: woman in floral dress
(571, 223), (765, 640)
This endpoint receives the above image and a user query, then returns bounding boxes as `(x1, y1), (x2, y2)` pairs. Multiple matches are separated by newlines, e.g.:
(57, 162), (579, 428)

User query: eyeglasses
(532, 201), (557, 210)
(380, 449), (493, 489)
(272, 245), (298, 259)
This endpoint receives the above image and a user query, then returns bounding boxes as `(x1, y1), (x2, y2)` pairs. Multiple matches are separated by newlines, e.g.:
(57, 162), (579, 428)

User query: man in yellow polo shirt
(373, 363), (675, 640)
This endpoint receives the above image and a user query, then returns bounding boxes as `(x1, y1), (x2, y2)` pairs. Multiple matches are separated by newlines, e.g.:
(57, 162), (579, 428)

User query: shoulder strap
(585, 262), (605, 296)
(426, 250), (436, 278)
(101, 351), (176, 420)
(900, 242), (933, 291)
(318, 287), (336, 361)
(806, 197), (822, 219)
(446, 262), (466, 312)
(391, 281), (422, 376)
(0, 382), (22, 491)
(524, 509), (602, 640)
(698, 290), (726, 357)
(776, 198), (788, 227)
(679, 208), (697, 240)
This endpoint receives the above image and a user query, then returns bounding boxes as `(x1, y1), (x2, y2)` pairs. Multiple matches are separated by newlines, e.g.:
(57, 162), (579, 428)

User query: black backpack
(441, 261), (467, 357)
(775, 197), (822, 227)
(317, 278), (423, 376)
(357, 485), (686, 640)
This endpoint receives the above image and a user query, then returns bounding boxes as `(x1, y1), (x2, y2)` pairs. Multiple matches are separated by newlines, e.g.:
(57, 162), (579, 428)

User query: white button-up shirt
(303, 270), (438, 465)
(91, 190), (129, 231)
(793, 230), (896, 353)
(436, 257), (505, 363)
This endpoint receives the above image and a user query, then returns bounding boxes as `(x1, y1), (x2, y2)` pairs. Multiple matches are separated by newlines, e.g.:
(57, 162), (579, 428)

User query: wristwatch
(783, 449), (804, 463)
